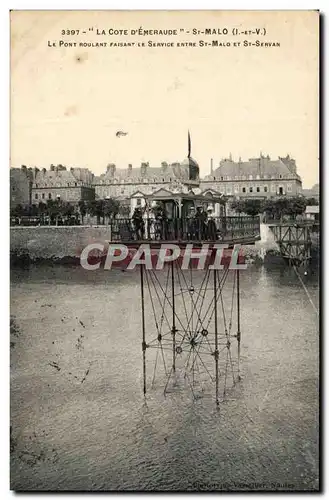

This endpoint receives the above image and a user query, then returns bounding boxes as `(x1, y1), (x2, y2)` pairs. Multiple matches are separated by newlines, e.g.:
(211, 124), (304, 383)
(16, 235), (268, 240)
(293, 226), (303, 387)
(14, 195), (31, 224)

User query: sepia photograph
(10, 9), (320, 492)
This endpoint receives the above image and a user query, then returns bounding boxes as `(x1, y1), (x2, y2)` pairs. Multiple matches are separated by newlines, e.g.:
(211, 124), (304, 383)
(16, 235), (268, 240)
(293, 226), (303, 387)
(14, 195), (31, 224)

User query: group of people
(186, 206), (219, 241)
(130, 204), (222, 241)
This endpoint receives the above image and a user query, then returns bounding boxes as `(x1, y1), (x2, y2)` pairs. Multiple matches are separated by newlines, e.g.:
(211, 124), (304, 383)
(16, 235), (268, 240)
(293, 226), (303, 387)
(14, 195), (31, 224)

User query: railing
(110, 216), (260, 243)
(10, 216), (81, 226)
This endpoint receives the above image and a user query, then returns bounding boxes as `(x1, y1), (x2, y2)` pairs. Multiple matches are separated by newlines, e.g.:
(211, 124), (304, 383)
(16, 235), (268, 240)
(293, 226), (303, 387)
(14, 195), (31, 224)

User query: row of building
(10, 152), (318, 210)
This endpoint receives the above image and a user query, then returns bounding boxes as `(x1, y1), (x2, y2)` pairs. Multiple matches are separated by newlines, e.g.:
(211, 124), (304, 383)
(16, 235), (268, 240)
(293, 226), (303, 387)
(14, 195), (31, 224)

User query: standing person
(196, 206), (207, 240)
(132, 207), (144, 240)
(187, 206), (196, 240)
(154, 203), (166, 240)
(207, 206), (217, 240)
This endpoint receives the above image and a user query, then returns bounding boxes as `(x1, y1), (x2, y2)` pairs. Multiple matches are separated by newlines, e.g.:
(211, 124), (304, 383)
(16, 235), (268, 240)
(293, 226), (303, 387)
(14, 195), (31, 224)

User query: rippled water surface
(10, 265), (319, 491)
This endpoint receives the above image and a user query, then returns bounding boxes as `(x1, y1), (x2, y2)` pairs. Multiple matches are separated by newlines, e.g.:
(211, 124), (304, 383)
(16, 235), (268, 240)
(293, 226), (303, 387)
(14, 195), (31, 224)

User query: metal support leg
(237, 269), (241, 381)
(171, 260), (176, 372)
(214, 269), (219, 406)
(140, 265), (147, 395)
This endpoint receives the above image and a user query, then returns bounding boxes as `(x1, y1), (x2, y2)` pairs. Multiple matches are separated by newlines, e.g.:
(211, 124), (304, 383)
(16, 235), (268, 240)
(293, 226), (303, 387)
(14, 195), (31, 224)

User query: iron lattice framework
(140, 260), (241, 406)
(270, 222), (318, 266)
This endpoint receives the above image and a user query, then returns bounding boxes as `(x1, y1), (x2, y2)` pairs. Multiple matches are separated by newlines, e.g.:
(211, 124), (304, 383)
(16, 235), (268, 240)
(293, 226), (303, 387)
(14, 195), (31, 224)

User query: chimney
(161, 161), (168, 172)
(128, 164), (132, 175)
(107, 163), (116, 176)
(141, 162), (149, 177)
(210, 158), (213, 175)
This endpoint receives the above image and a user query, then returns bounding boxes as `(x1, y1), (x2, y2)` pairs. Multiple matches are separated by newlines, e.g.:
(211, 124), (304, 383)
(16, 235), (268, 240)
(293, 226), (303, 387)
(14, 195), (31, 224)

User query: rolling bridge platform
(108, 190), (260, 407)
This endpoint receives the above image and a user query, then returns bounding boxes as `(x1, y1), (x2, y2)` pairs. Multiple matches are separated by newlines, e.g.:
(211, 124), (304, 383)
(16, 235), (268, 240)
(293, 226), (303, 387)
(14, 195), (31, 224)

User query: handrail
(110, 216), (260, 243)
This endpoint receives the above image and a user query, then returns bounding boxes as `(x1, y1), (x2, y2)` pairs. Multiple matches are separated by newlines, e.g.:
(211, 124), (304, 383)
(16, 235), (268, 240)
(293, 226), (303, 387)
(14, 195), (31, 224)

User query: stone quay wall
(10, 224), (281, 265)
(10, 226), (111, 262)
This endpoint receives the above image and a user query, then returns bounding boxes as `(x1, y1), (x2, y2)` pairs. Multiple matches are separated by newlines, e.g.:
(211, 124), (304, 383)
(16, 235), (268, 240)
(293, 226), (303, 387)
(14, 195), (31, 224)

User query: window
(242, 187), (246, 193)
(42, 193), (45, 199)
(75, 182), (77, 187)
(136, 198), (142, 206)
(249, 186), (253, 193)
(226, 186), (232, 195)
(35, 193), (38, 199)
(279, 174), (282, 179)
(220, 176), (223, 181)
(264, 186), (268, 193)
(48, 193), (52, 199)
(287, 184), (292, 192)
(234, 184), (239, 193)
(271, 184), (276, 192)
(256, 187), (260, 193)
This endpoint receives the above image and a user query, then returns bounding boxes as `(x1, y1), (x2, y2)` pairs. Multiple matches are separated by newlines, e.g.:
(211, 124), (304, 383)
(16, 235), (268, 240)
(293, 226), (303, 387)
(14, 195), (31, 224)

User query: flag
(116, 131), (128, 138)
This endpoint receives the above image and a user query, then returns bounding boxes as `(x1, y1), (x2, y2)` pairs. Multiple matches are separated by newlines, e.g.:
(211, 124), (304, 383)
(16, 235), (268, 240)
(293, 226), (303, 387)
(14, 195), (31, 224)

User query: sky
(11, 10), (319, 187)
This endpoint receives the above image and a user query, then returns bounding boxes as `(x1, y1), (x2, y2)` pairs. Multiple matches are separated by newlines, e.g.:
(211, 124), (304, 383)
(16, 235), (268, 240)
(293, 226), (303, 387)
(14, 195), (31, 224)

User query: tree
(87, 200), (105, 224)
(10, 204), (24, 218)
(46, 199), (61, 225)
(230, 199), (247, 215)
(263, 196), (308, 221)
(286, 197), (307, 216)
(230, 199), (263, 217)
(103, 198), (120, 221)
(38, 201), (48, 224)
(78, 201), (87, 224)
(305, 197), (319, 206)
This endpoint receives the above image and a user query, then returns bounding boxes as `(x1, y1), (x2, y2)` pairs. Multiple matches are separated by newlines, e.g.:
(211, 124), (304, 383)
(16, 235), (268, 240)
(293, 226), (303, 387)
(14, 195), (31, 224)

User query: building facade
(31, 165), (95, 204)
(11, 153), (304, 209)
(200, 154), (302, 200)
(10, 166), (34, 209)
(93, 157), (200, 200)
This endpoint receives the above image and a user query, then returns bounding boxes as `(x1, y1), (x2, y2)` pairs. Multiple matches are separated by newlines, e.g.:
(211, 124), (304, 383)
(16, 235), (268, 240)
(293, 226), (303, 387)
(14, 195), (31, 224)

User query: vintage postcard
(10, 10), (319, 492)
